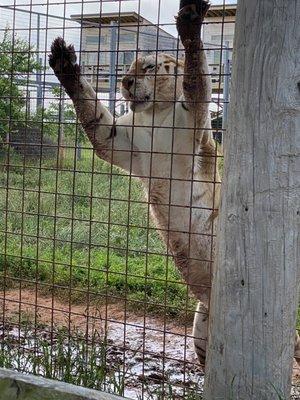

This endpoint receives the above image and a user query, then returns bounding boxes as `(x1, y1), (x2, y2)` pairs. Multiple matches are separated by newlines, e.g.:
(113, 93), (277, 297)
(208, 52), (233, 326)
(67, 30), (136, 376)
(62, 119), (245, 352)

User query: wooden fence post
(204, 1), (300, 399)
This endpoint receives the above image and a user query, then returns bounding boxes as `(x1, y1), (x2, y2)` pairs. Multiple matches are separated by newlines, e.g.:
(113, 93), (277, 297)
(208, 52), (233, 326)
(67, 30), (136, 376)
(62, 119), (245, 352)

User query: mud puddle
(0, 290), (299, 399)
(0, 289), (203, 398)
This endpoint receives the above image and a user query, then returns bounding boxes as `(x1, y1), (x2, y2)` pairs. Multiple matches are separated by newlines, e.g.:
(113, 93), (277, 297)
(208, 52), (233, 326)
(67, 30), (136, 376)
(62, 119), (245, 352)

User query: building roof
(206, 4), (237, 18)
(71, 12), (143, 25)
(71, 11), (175, 39)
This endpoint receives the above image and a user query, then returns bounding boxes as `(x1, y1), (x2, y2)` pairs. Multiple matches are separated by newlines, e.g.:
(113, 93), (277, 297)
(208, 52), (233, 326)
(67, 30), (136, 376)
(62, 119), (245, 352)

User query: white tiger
(49, 0), (300, 366)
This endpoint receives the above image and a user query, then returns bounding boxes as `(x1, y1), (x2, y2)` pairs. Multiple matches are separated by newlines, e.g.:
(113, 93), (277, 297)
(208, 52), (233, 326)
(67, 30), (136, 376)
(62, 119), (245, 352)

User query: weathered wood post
(204, 1), (300, 399)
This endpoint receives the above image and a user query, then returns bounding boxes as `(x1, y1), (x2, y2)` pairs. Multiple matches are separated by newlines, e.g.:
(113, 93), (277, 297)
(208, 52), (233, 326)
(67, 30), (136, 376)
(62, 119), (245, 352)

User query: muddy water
(0, 321), (203, 399)
(0, 290), (204, 398)
(2, 321), (300, 399)
(0, 290), (299, 399)
(105, 318), (204, 398)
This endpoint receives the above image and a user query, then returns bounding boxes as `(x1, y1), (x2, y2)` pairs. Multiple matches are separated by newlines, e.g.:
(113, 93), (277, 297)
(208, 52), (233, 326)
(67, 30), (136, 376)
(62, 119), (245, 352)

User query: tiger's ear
(163, 54), (178, 64)
(162, 54), (185, 68)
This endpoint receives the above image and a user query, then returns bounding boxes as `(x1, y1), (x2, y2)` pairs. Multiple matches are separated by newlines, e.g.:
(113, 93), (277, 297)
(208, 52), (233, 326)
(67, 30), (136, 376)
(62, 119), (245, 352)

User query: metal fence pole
(222, 41), (230, 130)
(36, 13), (43, 110)
(109, 21), (117, 114)
(58, 97), (65, 169)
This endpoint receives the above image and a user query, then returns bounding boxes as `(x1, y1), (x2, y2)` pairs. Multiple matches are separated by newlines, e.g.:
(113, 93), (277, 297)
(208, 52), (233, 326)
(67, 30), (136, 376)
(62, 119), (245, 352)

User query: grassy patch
(0, 325), (121, 394)
(0, 149), (196, 317)
(2, 149), (298, 328)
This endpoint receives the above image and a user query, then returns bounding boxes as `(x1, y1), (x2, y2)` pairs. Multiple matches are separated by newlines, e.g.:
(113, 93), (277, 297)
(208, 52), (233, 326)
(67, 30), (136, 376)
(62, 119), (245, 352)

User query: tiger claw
(179, 4), (199, 21)
(179, 0), (210, 19)
(49, 37), (78, 75)
(176, 0), (209, 45)
(49, 37), (80, 98)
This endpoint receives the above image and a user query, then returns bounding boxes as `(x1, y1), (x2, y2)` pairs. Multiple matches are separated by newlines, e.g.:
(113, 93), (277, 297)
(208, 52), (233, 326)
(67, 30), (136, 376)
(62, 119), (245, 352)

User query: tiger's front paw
(179, 0), (210, 16)
(176, 0), (210, 46)
(49, 37), (80, 97)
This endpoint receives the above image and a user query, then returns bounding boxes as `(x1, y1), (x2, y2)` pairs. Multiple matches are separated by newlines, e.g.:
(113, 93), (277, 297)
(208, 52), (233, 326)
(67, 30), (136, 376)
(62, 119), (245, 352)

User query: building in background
(71, 12), (179, 100)
(203, 3), (236, 94)
(201, 3), (236, 140)
(72, 5), (236, 115)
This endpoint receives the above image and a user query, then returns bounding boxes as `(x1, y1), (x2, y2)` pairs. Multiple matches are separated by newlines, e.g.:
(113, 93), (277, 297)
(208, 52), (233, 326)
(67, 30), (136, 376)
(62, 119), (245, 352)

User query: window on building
(86, 52), (98, 65)
(117, 52), (124, 64)
(86, 35), (107, 45)
(116, 51), (134, 66)
(99, 52), (109, 65)
(124, 51), (134, 64)
(213, 50), (221, 64)
(119, 33), (136, 43)
(211, 34), (234, 44)
(85, 51), (109, 65)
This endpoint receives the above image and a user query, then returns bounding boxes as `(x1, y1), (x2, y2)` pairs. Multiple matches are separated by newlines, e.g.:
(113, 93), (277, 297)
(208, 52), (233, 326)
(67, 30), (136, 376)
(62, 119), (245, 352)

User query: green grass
(0, 148), (196, 317)
(1, 148), (299, 328)
(0, 326), (122, 394)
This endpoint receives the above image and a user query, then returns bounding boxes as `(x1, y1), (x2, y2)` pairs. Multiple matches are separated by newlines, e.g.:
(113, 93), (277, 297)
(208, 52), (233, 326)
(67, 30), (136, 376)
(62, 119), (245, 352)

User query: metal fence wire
(0, 0), (233, 398)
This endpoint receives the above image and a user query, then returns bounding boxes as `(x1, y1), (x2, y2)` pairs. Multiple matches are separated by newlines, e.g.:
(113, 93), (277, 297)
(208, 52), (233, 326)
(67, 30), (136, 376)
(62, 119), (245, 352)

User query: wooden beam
(204, 0), (300, 399)
(0, 368), (123, 400)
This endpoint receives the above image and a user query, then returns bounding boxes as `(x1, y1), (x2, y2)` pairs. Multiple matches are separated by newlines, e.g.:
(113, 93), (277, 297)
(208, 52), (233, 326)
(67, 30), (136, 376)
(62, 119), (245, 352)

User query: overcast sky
(0, 0), (235, 60)
(1, 0), (235, 36)
(0, 0), (232, 104)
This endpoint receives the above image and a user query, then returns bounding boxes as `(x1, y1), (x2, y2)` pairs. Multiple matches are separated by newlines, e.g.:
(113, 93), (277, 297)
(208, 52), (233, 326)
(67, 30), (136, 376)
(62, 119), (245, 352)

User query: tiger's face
(121, 54), (184, 113)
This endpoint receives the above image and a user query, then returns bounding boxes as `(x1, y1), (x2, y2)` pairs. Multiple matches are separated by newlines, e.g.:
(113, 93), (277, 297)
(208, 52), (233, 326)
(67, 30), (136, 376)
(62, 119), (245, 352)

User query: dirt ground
(0, 289), (189, 336)
(0, 289), (203, 398)
(0, 289), (299, 398)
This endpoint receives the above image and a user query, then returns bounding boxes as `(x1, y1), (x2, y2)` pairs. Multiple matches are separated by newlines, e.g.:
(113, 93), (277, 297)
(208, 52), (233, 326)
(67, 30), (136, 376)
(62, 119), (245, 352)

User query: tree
(33, 86), (86, 164)
(0, 30), (84, 165)
(35, 86), (85, 145)
(0, 29), (41, 141)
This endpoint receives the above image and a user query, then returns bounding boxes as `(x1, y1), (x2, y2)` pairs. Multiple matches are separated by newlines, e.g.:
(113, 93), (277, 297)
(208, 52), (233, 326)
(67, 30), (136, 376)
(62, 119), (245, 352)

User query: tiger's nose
(122, 76), (135, 90)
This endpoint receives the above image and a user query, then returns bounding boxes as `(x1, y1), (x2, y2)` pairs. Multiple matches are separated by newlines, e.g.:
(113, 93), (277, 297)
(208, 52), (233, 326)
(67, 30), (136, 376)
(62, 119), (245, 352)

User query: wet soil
(0, 289), (299, 399)
(0, 289), (203, 398)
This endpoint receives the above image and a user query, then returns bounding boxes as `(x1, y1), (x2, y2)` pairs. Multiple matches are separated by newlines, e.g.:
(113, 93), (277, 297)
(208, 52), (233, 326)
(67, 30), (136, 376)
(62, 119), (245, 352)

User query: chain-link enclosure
(0, 1), (234, 398)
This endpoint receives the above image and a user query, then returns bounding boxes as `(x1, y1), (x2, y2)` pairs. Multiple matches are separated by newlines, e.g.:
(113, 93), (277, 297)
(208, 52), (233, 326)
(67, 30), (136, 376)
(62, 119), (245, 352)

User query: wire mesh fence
(0, 0), (233, 398)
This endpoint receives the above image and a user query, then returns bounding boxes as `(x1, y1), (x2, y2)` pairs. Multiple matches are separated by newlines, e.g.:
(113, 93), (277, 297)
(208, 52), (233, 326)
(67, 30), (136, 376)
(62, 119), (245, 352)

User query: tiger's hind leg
(192, 302), (208, 367)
